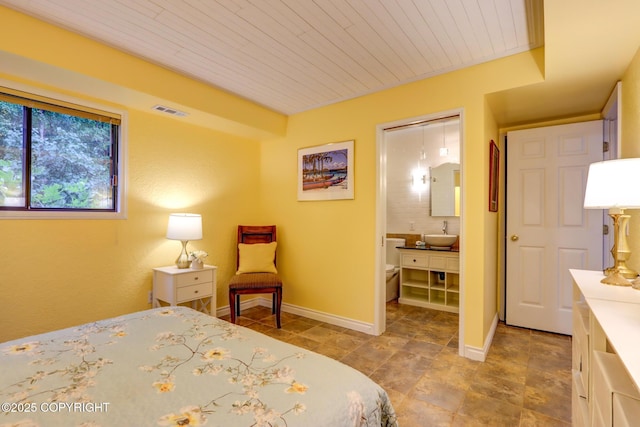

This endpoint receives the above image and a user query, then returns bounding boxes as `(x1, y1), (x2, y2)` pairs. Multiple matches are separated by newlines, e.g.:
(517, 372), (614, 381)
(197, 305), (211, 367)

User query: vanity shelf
(397, 248), (459, 313)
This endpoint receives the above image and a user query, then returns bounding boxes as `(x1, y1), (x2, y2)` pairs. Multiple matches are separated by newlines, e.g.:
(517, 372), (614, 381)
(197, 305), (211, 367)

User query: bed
(0, 307), (397, 427)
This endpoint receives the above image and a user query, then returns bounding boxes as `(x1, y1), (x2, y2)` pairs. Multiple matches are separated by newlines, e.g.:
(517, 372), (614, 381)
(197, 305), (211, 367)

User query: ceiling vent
(152, 105), (188, 117)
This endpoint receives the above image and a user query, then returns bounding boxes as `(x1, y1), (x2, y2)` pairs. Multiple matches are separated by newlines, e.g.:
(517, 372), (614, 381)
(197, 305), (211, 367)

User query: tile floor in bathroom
(221, 301), (572, 426)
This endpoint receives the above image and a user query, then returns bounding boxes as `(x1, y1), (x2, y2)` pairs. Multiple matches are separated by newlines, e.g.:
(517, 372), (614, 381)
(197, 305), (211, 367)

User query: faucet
(442, 220), (448, 234)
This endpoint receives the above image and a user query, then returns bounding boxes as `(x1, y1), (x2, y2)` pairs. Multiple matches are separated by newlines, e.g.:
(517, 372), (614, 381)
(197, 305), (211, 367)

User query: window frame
(0, 81), (127, 220)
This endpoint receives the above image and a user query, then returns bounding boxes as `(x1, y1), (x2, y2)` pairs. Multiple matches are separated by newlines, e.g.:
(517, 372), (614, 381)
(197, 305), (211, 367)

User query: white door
(506, 121), (604, 334)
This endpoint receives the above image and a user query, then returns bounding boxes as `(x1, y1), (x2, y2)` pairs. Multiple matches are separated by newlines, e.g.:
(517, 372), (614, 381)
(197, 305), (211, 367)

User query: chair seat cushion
(229, 272), (282, 290)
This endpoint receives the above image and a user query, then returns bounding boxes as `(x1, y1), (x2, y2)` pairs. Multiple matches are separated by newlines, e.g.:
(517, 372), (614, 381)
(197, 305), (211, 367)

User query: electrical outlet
(148, 290), (153, 304)
(409, 221), (415, 231)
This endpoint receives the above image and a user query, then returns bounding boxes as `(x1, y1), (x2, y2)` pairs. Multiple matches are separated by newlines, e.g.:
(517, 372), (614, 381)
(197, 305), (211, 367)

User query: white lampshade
(584, 158), (640, 209)
(166, 213), (202, 241)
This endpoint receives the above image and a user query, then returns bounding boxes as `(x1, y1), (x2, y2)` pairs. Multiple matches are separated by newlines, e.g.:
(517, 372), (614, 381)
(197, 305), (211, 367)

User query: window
(0, 88), (124, 217)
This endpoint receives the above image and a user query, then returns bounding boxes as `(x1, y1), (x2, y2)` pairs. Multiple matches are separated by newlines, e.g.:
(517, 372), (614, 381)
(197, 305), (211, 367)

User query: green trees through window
(0, 95), (119, 211)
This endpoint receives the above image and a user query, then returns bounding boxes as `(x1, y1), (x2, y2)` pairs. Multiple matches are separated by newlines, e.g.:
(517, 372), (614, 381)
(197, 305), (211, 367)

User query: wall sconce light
(166, 213), (203, 268)
(584, 158), (640, 286)
(412, 169), (428, 191)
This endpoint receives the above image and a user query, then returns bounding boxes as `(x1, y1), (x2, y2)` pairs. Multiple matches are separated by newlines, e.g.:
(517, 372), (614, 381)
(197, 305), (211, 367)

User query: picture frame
(298, 140), (354, 201)
(489, 140), (500, 212)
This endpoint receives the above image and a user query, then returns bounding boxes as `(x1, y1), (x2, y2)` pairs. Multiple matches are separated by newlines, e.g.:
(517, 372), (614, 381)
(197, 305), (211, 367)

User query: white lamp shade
(584, 158), (640, 209)
(166, 213), (202, 240)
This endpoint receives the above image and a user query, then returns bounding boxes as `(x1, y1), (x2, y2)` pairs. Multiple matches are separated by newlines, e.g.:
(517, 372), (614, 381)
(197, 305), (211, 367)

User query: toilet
(385, 238), (405, 301)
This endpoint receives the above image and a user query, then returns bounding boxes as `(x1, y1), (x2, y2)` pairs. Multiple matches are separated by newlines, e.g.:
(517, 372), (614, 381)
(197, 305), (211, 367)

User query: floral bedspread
(0, 307), (397, 427)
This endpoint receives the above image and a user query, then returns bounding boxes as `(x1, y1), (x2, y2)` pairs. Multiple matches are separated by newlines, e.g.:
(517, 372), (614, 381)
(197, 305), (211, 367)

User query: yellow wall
(0, 7), (277, 342)
(621, 47), (640, 158)
(261, 50), (544, 349)
(621, 46), (640, 271)
(0, 108), (262, 342)
(0, 6), (549, 353)
(483, 98), (500, 340)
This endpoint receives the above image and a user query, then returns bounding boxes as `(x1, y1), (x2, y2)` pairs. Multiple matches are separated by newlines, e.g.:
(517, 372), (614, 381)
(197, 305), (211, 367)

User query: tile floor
(221, 301), (572, 426)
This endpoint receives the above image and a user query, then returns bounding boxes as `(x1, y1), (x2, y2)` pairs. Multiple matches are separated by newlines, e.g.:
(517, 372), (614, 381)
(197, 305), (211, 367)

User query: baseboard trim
(463, 312), (498, 362)
(283, 301), (376, 335)
(216, 297), (376, 335)
(219, 298), (500, 358)
(216, 297), (262, 317)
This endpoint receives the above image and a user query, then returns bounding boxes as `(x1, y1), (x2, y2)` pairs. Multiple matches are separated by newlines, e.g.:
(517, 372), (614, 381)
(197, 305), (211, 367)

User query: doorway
(375, 109), (464, 355)
(505, 120), (604, 334)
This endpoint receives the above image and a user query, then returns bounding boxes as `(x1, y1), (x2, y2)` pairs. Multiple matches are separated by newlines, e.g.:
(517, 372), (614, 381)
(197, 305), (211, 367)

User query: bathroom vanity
(397, 247), (459, 313)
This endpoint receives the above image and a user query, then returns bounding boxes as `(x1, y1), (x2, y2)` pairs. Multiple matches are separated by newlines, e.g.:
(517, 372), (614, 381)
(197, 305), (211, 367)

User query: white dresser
(571, 269), (640, 426)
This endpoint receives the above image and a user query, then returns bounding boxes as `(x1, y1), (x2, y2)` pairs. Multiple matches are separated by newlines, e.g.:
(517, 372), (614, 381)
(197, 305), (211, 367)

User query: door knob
(510, 234), (519, 241)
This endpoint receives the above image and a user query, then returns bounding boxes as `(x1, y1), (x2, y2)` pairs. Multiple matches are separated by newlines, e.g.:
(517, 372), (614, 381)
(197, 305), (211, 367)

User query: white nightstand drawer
(176, 270), (213, 287)
(402, 254), (428, 268)
(177, 282), (212, 302)
(153, 265), (217, 316)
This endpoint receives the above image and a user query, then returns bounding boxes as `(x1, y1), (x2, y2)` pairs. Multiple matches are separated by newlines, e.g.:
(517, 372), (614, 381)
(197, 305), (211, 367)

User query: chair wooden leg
(271, 293), (276, 314)
(235, 294), (241, 316)
(275, 288), (282, 329)
(229, 291), (236, 324)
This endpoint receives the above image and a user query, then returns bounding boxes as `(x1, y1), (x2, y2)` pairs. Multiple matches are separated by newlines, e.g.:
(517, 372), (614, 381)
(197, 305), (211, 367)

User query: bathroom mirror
(431, 162), (460, 217)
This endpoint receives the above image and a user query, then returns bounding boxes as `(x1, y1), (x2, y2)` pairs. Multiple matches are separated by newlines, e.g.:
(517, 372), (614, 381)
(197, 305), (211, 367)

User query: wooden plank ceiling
(0, 0), (543, 115)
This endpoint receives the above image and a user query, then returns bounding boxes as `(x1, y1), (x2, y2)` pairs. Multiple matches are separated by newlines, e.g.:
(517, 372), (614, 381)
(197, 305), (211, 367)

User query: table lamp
(584, 158), (640, 285)
(166, 213), (202, 268)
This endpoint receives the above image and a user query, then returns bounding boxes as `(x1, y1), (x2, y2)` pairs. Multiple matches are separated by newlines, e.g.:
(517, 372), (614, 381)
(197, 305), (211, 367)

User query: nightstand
(152, 265), (217, 316)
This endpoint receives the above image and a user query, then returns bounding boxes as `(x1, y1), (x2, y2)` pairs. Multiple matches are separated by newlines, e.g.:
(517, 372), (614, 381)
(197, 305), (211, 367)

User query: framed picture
(489, 140), (500, 212)
(298, 140), (354, 201)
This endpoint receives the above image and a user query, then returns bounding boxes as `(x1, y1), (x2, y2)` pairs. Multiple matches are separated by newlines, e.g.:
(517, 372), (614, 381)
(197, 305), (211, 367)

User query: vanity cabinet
(398, 248), (459, 313)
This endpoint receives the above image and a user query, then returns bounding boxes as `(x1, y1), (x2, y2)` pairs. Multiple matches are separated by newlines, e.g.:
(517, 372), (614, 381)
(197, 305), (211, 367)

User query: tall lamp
(166, 213), (202, 269)
(584, 158), (640, 286)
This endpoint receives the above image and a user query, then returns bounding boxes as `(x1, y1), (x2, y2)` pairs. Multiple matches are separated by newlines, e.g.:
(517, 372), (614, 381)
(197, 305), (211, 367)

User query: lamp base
(620, 267), (638, 279)
(604, 266), (638, 279)
(175, 240), (191, 269)
(601, 211), (636, 285)
(601, 268), (631, 286)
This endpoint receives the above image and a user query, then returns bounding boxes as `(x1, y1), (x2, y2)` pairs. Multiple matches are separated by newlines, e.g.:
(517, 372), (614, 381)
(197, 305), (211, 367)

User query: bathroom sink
(423, 234), (458, 247)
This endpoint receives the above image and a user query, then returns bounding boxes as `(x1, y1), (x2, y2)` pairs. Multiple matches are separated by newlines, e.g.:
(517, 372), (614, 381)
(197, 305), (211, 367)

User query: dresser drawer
(176, 270), (213, 287)
(592, 351), (640, 427)
(613, 393), (640, 427)
(177, 282), (212, 302)
(572, 300), (590, 398)
(402, 254), (428, 268)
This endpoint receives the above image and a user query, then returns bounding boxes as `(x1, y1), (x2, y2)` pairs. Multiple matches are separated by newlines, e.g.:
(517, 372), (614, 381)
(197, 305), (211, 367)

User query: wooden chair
(228, 225), (282, 328)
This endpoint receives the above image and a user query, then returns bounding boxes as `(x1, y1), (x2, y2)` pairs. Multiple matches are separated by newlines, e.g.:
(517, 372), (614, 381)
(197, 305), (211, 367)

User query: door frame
(500, 84), (622, 320)
(374, 108), (465, 356)
(601, 82), (621, 267)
